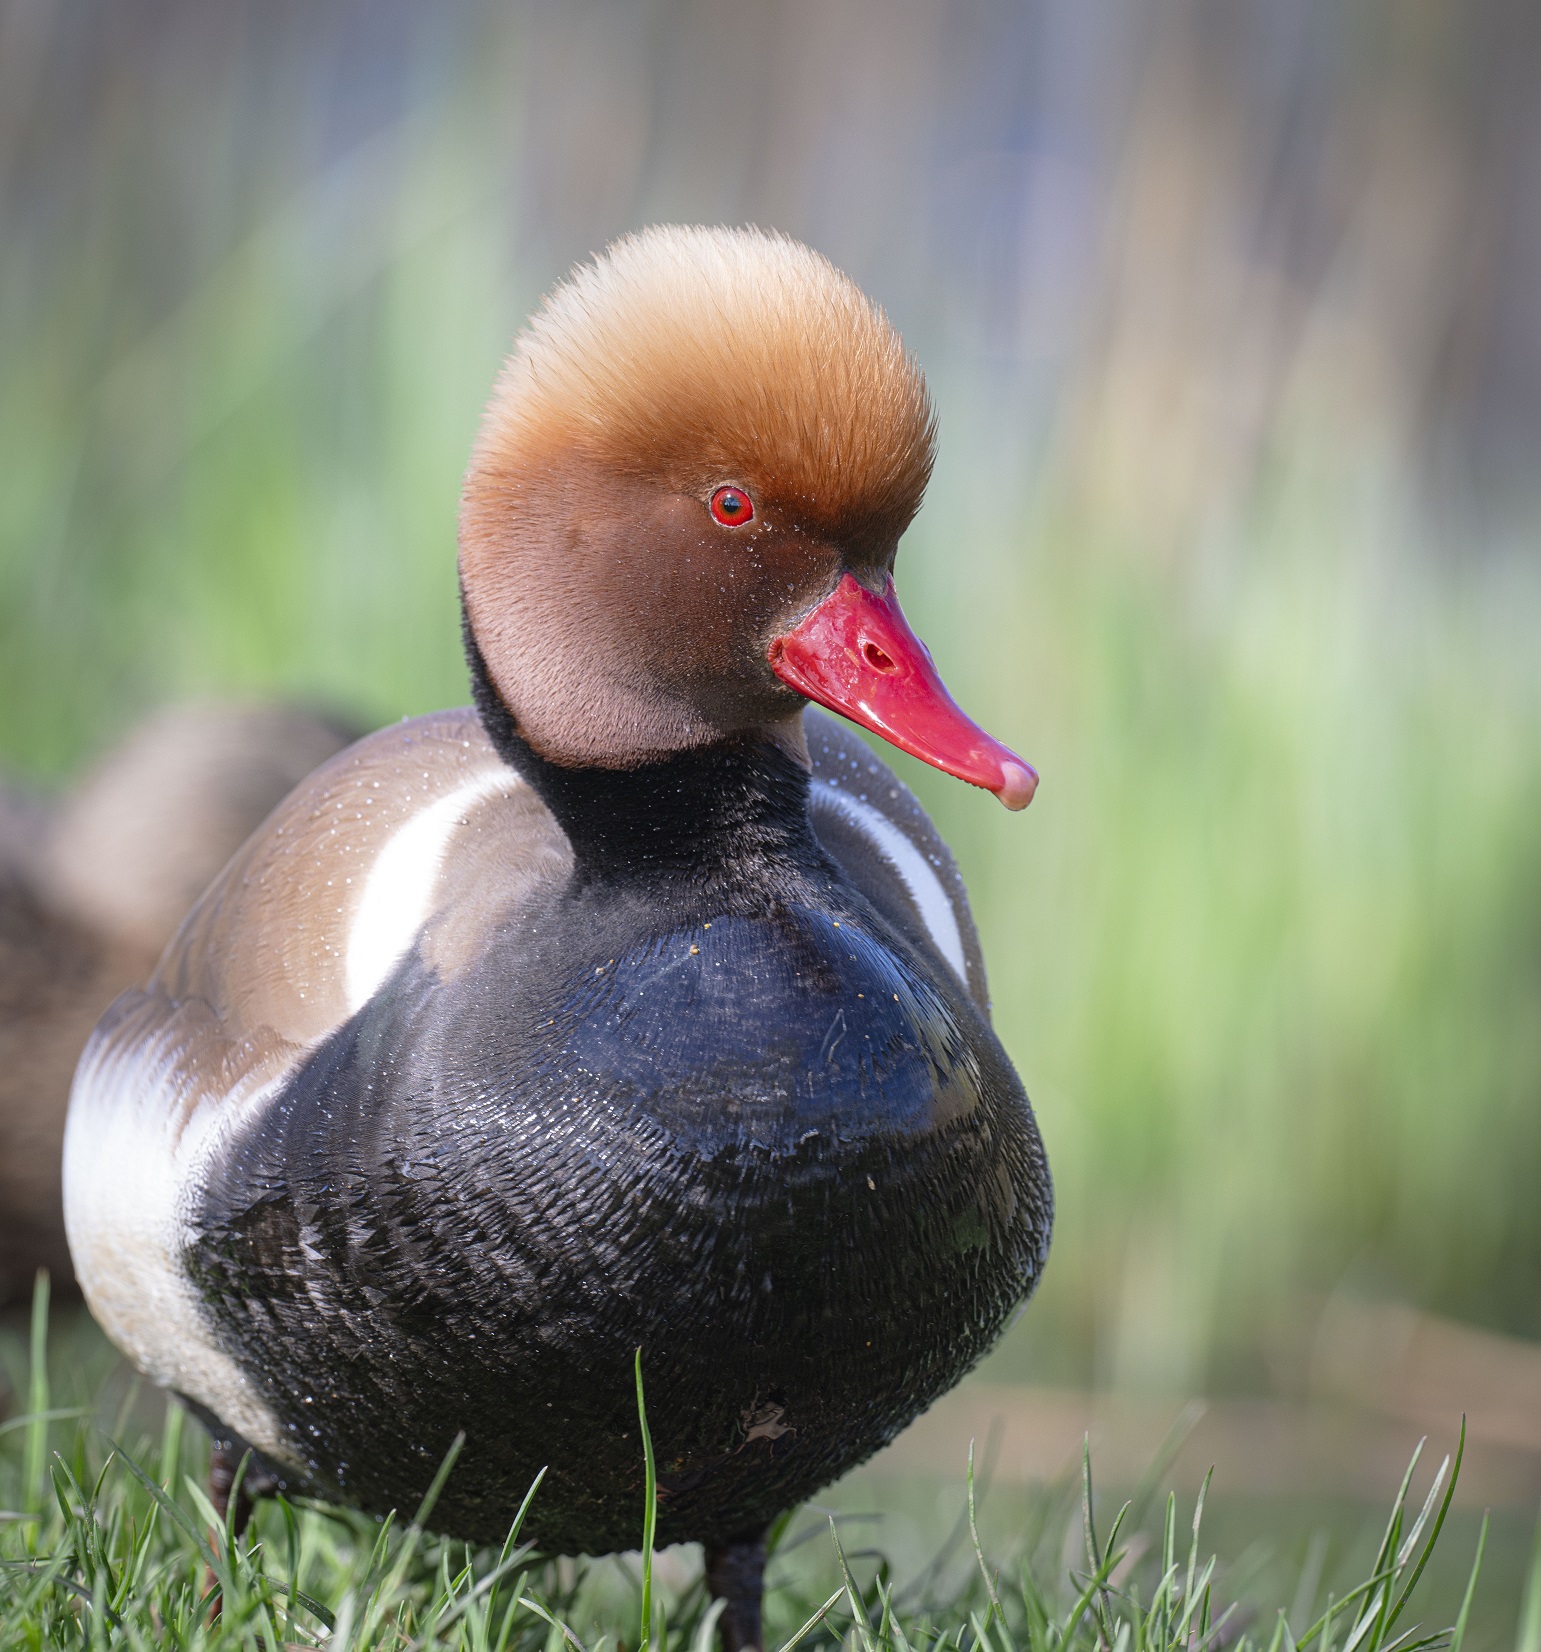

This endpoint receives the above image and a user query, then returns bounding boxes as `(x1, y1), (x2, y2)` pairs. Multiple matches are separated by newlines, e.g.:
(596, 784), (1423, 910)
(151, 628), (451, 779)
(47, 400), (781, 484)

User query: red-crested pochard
(63, 226), (1051, 1652)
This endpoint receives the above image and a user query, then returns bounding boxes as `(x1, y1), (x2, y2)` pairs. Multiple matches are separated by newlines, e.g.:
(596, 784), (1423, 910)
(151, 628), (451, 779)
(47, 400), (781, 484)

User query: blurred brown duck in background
(0, 703), (356, 1305)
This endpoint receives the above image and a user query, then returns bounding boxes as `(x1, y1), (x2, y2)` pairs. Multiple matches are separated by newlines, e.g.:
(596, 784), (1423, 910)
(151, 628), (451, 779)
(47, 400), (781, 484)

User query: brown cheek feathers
(461, 469), (831, 767)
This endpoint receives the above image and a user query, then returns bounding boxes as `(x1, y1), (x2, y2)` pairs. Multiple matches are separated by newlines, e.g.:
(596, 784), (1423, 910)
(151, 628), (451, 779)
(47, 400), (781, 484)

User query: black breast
(187, 885), (1051, 1552)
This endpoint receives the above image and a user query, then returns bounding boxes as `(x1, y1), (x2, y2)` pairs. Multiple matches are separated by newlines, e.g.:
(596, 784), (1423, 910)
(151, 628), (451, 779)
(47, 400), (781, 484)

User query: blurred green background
(4, 0), (1541, 1410)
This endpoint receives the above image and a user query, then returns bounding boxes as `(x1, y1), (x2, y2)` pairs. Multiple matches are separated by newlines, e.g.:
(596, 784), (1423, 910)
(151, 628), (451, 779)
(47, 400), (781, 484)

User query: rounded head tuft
(466, 225), (935, 548)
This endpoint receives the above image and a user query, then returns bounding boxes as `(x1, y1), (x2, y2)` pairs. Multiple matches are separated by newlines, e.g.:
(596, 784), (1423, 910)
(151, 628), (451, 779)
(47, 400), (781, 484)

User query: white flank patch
(63, 1012), (299, 1466)
(814, 779), (968, 984)
(345, 769), (522, 1013)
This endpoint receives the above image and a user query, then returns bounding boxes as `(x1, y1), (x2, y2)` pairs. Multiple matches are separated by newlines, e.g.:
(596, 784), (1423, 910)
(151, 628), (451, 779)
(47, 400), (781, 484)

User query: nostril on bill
(861, 640), (897, 672)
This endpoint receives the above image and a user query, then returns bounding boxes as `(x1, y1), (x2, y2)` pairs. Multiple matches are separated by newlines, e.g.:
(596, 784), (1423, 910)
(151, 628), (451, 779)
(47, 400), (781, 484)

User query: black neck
(465, 615), (819, 894)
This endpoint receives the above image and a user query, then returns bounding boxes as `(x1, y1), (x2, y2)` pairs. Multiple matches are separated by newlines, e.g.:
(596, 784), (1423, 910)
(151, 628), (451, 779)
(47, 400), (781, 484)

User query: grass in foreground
(0, 1283), (1499, 1652)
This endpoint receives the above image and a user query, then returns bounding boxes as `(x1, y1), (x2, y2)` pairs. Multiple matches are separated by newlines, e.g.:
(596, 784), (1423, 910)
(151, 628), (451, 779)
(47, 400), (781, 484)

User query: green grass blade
(515, 1590), (591, 1652)
(774, 1586), (847, 1652)
(0, 1407), (90, 1440)
(108, 1435), (224, 1579)
(830, 1517), (881, 1652)
(1184, 1467), (1213, 1636)
(484, 1468), (548, 1620)
(1371, 1439), (1424, 1579)
(410, 1547), (537, 1644)
(1448, 1513), (1488, 1652)
(1395, 1457), (1448, 1574)
(1289, 1530), (1330, 1640)
(1516, 1502), (1541, 1652)
(968, 1437), (1005, 1628)
(158, 1397), (185, 1494)
(24, 1269), (51, 1518)
(692, 1597), (728, 1652)
(1299, 1581), (1389, 1652)
(256, 1571), (339, 1631)
(1061, 1533), (1125, 1645)
(411, 1429), (466, 1531)
(1082, 1435), (1118, 1645)
(636, 1348), (658, 1652)
(1128, 1401), (1207, 1534)
(1386, 1420), (1465, 1635)
(879, 1576), (917, 1652)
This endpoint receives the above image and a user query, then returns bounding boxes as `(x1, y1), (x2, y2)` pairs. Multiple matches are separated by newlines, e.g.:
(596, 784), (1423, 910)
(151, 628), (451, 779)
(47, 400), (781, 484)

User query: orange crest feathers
(467, 225), (936, 548)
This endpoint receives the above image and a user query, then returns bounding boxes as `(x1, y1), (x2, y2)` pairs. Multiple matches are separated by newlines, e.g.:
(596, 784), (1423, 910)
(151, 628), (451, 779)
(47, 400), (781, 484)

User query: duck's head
(459, 225), (1036, 809)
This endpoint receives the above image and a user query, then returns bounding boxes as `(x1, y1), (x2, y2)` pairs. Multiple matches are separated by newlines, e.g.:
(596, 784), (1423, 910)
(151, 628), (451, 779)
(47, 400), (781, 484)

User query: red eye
(709, 485), (754, 526)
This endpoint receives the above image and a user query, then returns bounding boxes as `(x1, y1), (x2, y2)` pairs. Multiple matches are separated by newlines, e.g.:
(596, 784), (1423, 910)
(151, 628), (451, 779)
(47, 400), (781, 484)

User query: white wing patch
(813, 778), (969, 984)
(345, 769), (523, 1013)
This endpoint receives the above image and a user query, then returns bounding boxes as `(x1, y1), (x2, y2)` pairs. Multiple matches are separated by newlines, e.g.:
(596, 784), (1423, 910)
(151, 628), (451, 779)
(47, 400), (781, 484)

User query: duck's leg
(207, 1432), (283, 1535)
(705, 1531), (768, 1652)
(208, 1439), (253, 1534)
(204, 1434), (282, 1624)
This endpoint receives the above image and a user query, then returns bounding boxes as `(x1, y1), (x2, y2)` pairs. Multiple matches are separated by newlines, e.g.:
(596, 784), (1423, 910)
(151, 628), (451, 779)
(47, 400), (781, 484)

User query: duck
(63, 227), (1052, 1650)
(0, 704), (355, 1306)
